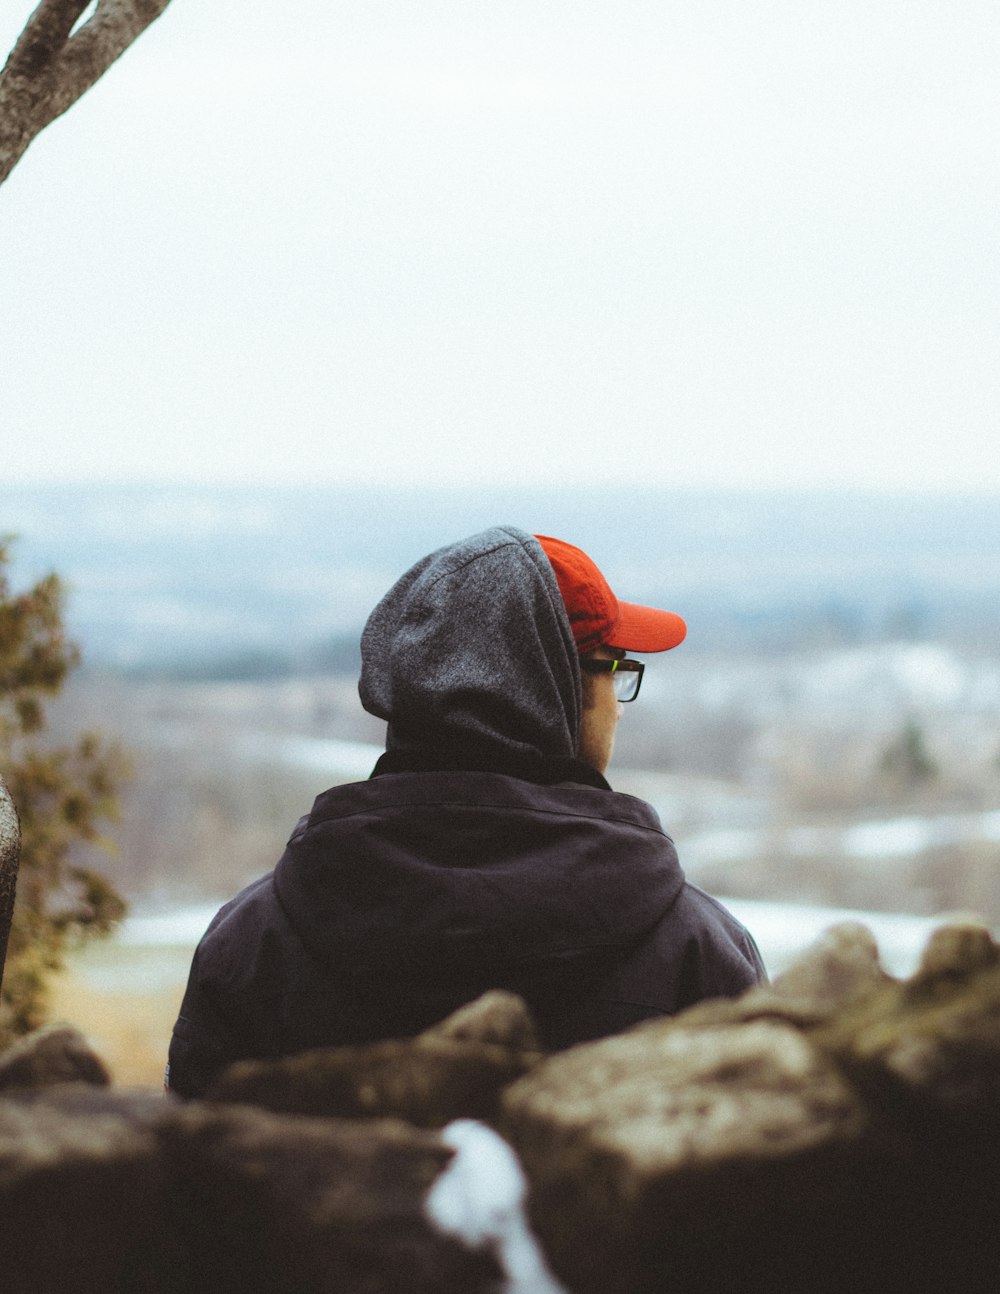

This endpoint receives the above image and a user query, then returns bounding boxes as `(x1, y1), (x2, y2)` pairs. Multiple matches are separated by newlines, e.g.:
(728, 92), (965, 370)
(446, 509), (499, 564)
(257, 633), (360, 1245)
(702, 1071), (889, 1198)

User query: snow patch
(724, 897), (948, 978)
(273, 735), (381, 780)
(425, 1120), (567, 1294)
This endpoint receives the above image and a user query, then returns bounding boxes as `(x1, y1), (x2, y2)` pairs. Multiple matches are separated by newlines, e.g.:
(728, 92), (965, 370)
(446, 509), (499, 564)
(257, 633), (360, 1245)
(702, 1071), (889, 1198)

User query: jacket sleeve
(165, 945), (246, 1098)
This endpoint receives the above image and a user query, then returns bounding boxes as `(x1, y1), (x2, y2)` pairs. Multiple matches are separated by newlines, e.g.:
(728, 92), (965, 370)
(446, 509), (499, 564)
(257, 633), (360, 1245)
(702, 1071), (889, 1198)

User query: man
(166, 527), (764, 1096)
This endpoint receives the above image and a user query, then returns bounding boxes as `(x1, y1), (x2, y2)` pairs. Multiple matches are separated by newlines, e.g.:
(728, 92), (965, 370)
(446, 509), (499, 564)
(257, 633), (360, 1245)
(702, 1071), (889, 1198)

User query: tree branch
(4, 0), (91, 78)
(0, 0), (173, 186)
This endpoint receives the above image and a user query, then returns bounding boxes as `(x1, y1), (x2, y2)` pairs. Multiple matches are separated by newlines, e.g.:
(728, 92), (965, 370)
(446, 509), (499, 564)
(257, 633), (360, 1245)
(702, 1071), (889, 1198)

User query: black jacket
(167, 528), (764, 1097)
(167, 755), (764, 1096)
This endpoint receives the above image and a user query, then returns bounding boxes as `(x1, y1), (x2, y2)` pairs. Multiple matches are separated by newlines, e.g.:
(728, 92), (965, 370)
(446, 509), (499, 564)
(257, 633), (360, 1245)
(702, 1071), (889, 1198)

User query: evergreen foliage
(0, 538), (128, 1042)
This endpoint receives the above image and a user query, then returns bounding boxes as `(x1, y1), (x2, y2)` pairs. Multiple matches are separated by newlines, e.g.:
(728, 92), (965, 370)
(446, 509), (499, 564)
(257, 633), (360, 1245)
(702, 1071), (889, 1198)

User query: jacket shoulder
(670, 881), (768, 1000)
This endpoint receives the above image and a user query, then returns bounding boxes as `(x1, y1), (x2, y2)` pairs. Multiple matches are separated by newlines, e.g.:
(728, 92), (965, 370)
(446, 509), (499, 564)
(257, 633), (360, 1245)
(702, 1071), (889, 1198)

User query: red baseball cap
(535, 534), (687, 655)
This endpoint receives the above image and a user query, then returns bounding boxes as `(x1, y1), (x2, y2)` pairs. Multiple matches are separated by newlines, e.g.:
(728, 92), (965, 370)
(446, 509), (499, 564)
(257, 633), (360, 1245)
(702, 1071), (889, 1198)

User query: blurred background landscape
(6, 480), (998, 1085)
(12, 480), (1000, 924)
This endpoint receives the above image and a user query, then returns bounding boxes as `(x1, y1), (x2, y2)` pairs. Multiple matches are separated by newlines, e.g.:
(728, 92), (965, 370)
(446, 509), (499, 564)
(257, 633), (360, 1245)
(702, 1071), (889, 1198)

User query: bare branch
(4, 0), (91, 78)
(0, 0), (173, 186)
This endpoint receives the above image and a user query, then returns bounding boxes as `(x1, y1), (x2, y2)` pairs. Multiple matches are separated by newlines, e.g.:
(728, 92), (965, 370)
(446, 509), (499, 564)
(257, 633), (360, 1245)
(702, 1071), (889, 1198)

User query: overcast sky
(2, 1), (998, 491)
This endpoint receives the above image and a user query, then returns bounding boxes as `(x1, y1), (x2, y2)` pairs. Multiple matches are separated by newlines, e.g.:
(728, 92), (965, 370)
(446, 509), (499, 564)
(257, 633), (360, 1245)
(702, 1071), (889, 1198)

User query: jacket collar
(370, 746), (611, 790)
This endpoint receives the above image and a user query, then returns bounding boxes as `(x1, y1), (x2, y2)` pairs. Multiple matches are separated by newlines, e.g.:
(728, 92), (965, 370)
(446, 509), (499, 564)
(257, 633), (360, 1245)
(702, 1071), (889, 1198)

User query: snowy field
(119, 894), (954, 984)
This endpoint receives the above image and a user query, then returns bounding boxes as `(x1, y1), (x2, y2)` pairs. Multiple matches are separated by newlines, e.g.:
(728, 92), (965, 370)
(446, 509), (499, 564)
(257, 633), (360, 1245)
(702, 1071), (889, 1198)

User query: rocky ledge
(1, 920), (999, 1293)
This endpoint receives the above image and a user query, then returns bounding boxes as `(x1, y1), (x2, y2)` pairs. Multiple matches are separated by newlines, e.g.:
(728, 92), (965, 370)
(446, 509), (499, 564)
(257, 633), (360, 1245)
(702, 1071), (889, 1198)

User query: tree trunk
(0, 0), (173, 187)
(0, 777), (21, 996)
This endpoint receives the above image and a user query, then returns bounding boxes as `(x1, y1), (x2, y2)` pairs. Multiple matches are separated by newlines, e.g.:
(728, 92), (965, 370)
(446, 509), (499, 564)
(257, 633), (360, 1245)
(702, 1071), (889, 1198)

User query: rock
(804, 921), (1000, 1291)
(0, 1024), (111, 1091)
(0, 777), (18, 873)
(426, 989), (542, 1053)
(502, 1016), (869, 1293)
(0, 775), (20, 996)
(3, 926), (999, 1292)
(159, 1102), (503, 1293)
(768, 920), (891, 1010)
(663, 921), (892, 1033)
(0, 1086), (177, 1293)
(910, 918), (999, 985)
(502, 921), (1000, 1293)
(206, 992), (541, 1126)
(0, 1085), (504, 1293)
(815, 920), (1000, 1115)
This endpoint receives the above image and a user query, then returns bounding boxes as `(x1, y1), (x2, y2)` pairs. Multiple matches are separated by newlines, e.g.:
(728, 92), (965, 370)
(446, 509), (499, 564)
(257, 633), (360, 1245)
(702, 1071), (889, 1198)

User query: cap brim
(611, 601), (687, 653)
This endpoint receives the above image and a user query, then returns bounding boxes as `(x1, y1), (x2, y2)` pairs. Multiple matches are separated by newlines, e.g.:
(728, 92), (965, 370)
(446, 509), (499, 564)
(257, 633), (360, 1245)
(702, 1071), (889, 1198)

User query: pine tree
(0, 537), (128, 1042)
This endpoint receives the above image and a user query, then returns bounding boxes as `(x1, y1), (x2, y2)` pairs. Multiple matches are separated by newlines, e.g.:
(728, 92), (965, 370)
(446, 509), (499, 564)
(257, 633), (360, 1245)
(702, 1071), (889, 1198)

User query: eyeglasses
(579, 655), (644, 702)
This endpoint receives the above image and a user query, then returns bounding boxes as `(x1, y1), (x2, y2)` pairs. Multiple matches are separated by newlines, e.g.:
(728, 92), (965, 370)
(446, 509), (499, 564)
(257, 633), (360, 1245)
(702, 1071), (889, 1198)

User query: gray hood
(359, 527), (582, 765)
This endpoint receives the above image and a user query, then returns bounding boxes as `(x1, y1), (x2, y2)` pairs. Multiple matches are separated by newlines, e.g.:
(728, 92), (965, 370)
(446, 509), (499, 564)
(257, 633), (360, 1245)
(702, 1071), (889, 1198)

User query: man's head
(359, 527), (684, 775)
(535, 534), (687, 774)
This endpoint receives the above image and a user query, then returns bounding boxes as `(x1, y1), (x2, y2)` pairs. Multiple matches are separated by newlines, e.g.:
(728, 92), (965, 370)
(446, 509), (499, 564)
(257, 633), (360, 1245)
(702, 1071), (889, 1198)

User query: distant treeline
(5, 483), (1000, 669)
(126, 603), (939, 684)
